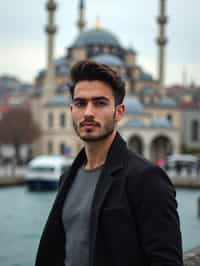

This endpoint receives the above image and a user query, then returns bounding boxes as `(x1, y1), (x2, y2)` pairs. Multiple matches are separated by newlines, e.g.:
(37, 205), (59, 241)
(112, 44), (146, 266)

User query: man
(35, 60), (183, 266)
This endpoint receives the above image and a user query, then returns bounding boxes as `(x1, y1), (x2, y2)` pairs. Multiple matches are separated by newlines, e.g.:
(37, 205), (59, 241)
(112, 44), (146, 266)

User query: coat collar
(59, 132), (127, 202)
(69, 132), (127, 177)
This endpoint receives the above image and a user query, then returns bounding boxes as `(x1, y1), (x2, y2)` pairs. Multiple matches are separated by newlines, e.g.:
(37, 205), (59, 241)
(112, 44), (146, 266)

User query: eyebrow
(73, 96), (110, 102)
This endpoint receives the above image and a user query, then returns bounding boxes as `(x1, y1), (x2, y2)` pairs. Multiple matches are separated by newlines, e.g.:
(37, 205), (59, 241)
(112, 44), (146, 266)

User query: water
(0, 187), (200, 266)
(0, 187), (56, 266)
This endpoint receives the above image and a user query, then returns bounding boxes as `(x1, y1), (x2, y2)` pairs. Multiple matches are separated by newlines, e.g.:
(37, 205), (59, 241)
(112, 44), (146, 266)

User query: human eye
(94, 99), (108, 107)
(73, 99), (86, 108)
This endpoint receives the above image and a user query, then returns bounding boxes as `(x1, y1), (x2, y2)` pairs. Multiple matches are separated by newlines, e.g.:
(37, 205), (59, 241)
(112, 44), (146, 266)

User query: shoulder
(124, 148), (155, 177)
(124, 149), (175, 203)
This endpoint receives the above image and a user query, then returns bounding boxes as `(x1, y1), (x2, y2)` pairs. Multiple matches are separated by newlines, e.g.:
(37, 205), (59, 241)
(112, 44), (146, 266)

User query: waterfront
(0, 187), (200, 266)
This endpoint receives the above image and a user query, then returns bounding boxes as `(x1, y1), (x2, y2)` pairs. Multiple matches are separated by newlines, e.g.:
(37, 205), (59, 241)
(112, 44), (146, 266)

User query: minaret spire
(157, 0), (168, 93)
(44, 0), (57, 99)
(77, 0), (86, 32)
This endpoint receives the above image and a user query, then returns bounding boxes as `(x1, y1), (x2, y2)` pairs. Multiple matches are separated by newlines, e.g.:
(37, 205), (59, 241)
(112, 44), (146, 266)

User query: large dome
(73, 28), (121, 47)
(91, 54), (124, 67)
(124, 96), (145, 115)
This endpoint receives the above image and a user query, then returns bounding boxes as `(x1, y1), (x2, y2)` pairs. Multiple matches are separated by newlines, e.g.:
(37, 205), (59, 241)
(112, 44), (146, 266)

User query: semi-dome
(91, 54), (124, 67)
(73, 28), (121, 47)
(151, 117), (171, 128)
(141, 73), (153, 81)
(55, 57), (69, 75)
(142, 87), (160, 96)
(124, 96), (145, 114)
(159, 97), (177, 107)
(126, 119), (145, 128)
(47, 96), (72, 106)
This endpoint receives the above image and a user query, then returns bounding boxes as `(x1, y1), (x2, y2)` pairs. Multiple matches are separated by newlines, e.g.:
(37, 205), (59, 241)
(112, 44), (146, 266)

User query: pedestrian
(197, 156), (200, 176)
(35, 60), (183, 266)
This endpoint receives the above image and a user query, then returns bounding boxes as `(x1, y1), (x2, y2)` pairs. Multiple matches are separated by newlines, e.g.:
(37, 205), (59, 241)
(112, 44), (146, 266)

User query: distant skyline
(0, 0), (199, 86)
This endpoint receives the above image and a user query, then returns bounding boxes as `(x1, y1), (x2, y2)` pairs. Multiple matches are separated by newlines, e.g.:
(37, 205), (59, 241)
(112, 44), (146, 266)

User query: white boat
(25, 155), (73, 191)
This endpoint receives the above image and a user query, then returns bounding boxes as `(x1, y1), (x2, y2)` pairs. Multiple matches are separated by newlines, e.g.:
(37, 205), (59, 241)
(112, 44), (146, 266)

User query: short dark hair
(69, 60), (126, 105)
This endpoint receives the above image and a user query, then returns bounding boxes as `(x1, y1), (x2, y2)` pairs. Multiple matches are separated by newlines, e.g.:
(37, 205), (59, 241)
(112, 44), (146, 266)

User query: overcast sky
(0, 0), (199, 86)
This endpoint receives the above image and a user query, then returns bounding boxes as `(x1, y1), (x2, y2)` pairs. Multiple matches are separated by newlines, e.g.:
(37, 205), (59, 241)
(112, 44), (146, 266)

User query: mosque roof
(125, 119), (145, 128)
(55, 57), (69, 75)
(159, 97), (177, 107)
(73, 28), (121, 47)
(140, 73), (153, 81)
(124, 96), (145, 115)
(142, 87), (160, 96)
(126, 47), (137, 54)
(91, 54), (124, 67)
(46, 95), (71, 106)
(151, 117), (171, 128)
(36, 57), (69, 79)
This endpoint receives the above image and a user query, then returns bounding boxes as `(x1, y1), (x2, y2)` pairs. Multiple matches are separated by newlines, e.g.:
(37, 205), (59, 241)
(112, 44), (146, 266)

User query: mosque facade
(31, 0), (182, 162)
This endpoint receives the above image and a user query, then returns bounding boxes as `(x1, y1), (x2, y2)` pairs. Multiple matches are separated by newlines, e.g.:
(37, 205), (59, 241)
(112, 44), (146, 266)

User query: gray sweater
(62, 165), (103, 266)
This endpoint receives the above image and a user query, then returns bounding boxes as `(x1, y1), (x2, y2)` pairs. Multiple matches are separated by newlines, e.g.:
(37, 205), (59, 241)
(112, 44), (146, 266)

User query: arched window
(48, 141), (53, 154)
(191, 120), (199, 141)
(167, 114), (173, 124)
(60, 142), (65, 155)
(60, 113), (66, 128)
(48, 112), (54, 128)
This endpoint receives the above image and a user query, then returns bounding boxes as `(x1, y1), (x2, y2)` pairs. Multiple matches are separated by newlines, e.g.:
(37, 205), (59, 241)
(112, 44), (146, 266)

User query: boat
(25, 155), (73, 191)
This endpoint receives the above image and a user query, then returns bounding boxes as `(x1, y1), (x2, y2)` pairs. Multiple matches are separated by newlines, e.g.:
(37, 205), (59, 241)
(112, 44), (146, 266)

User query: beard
(72, 113), (116, 143)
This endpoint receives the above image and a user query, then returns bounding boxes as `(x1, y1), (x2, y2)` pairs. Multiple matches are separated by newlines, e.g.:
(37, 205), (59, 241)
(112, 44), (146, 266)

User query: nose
(84, 102), (95, 117)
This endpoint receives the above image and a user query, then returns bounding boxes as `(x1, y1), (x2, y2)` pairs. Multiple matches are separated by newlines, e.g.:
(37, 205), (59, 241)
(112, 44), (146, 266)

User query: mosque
(31, 0), (181, 162)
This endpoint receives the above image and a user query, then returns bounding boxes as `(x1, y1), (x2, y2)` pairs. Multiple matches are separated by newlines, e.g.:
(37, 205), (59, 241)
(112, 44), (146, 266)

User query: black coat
(35, 133), (183, 266)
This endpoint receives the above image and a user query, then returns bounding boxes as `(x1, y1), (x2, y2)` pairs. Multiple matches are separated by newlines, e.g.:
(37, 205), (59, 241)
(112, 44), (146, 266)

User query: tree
(0, 107), (41, 164)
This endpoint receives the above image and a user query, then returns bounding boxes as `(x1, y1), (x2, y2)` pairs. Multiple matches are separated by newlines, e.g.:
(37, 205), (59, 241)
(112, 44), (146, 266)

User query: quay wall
(184, 246), (200, 266)
(0, 177), (24, 187)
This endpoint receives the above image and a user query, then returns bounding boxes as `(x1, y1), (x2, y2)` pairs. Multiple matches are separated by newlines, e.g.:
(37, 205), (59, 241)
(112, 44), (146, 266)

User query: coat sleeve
(127, 165), (183, 266)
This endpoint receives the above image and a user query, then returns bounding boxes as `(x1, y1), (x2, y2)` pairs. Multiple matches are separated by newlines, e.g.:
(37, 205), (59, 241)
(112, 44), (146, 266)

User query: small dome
(124, 96), (145, 114)
(55, 57), (66, 66)
(141, 73), (153, 81)
(126, 119), (145, 128)
(36, 70), (46, 80)
(159, 97), (177, 107)
(47, 96), (72, 106)
(55, 57), (69, 75)
(142, 87), (159, 96)
(151, 117), (171, 128)
(91, 54), (124, 67)
(73, 28), (121, 47)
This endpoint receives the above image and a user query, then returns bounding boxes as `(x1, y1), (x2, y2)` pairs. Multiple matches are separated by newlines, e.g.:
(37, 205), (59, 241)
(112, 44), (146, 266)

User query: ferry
(25, 155), (73, 191)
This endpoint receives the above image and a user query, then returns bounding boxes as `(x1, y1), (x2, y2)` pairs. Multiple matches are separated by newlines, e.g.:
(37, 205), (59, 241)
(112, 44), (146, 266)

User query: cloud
(0, 43), (45, 83)
(0, 0), (199, 86)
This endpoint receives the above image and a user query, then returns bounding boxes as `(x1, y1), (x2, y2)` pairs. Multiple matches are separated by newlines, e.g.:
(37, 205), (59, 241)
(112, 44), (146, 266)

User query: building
(31, 0), (182, 162)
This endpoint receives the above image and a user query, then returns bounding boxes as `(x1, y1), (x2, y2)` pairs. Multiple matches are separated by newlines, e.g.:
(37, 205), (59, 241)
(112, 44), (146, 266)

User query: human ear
(115, 104), (125, 122)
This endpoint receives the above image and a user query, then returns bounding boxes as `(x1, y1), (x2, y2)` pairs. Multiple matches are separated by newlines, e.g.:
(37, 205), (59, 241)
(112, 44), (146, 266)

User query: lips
(82, 123), (96, 129)
(80, 121), (99, 127)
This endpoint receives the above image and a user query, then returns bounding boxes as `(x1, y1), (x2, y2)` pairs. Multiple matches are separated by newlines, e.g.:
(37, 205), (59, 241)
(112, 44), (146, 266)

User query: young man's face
(70, 80), (125, 142)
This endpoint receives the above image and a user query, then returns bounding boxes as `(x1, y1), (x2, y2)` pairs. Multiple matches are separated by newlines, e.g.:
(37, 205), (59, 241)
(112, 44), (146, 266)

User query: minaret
(95, 15), (102, 30)
(157, 0), (168, 91)
(44, 0), (57, 99)
(77, 0), (86, 32)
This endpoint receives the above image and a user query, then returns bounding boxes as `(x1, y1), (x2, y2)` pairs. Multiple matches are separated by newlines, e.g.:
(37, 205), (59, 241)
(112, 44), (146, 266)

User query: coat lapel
(89, 133), (127, 266)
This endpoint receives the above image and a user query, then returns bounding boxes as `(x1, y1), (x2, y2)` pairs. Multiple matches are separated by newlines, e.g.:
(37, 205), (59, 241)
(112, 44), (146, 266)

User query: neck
(84, 131), (116, 169)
